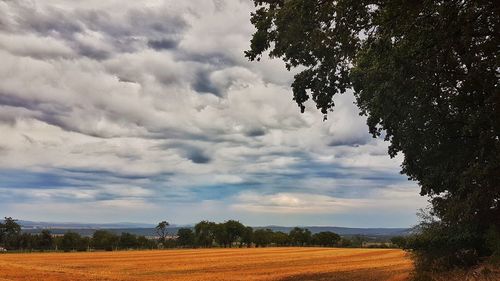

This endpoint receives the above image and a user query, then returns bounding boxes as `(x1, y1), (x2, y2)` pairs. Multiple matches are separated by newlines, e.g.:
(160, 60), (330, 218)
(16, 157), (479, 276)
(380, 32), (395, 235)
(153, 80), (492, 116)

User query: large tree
(92, 230), (119, 251)
(119, 232), (138, 249)
(224, 220), (246, 247)
(312, 231), (341, 247)
(176, 228), (195, 247)
(241, 226), (254, 248)
(246, 0), (499, 267)
(253, 228), (273, 247)
(0, 217), (21, 250)
(60, 231), (85, 252)
(38, 230), (54, 251)
(289, 227), (312, 246)
(194, 220), (216, 247)
(155, 221), (170, 243)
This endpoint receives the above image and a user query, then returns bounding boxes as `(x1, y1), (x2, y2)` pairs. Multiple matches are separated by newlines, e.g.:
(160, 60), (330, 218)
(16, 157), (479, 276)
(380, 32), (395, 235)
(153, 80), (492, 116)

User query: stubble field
(0, 248), (412, 281)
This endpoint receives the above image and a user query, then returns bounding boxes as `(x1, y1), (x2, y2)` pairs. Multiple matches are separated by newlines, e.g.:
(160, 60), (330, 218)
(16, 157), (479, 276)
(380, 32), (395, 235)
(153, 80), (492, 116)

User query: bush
(390, 236), (407, 248)
(407, 222), (485, 271)
(485, 226), (500, 264)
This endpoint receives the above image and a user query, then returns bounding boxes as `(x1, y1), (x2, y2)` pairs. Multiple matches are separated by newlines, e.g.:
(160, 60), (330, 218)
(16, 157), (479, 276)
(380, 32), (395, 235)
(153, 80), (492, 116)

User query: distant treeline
(0, 217), (393, 252)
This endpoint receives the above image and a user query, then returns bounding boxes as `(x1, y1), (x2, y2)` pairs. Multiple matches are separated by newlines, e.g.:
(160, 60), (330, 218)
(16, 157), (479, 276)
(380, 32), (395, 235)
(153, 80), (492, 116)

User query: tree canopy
(155, 221), (170, 243)
(313, 231), (341, 247)
(246, 0), (499, 268)
(194, 220), (217, 248)
(177, 228), (195, 247)
(0, 217), (21, 250)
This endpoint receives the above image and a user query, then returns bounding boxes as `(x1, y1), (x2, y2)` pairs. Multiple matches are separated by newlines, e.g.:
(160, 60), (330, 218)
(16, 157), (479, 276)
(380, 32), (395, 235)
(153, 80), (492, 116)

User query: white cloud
(0, 33), (75, 59)
(232, 192), (363, 214)
(231, 183), (427, 215)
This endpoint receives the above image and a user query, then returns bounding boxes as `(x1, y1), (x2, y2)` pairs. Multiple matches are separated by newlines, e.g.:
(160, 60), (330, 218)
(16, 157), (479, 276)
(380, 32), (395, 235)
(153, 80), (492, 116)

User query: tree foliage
(92, 230), (119, 251)
(390, 236), (407, 249)
(194, 220), (217, 247)
(253, 229), (273, 247)
(312, 231), (341, 247)
(155, 221), (170, 243)
(177, 228), (195, 247)
(246, 0), (499, 268)
(60, 232), (87, 252)
(289, 227), (312, 246)
(119, 232), (138, 249)
(219, 220), (245, 247)
(241, 226), (254, 247)
(271, 231), (290, 246)
(0, 217), (21, 250)
(38, 230), (53, 251)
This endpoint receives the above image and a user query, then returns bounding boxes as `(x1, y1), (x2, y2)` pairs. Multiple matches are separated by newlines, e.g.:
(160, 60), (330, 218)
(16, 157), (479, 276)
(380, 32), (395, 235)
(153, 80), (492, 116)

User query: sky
(0, 0), (428, 228)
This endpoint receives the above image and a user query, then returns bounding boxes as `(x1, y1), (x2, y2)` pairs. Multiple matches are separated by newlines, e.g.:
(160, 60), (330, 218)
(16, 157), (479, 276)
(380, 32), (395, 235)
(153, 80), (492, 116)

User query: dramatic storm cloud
(0, 0), (427, 227)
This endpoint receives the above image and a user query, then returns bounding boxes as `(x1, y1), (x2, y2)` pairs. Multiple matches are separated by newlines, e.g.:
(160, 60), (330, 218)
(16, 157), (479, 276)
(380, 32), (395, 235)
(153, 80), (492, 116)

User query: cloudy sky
(0, 0), (427, 227)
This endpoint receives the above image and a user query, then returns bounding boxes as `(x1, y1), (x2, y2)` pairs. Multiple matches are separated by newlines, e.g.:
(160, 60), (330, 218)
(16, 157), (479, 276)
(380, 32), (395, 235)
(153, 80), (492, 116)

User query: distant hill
(19, 220), (410, 237)
(18, 220), (156, 229)
(256, 226), (411, 236)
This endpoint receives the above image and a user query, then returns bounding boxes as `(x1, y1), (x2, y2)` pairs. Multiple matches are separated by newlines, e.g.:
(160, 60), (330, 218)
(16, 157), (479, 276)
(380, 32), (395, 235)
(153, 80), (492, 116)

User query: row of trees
(174, 220), (370, 248)
(178, 220), (342, 248)
(2, 217), (380, 252)
(0, 218), (157, 252)
(55, 231), (158, 252)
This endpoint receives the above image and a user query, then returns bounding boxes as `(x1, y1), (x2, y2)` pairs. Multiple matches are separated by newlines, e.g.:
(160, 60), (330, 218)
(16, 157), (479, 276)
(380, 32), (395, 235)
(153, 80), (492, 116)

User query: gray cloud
(187, 150), (211, 164)
(193, 70), (221, 96)
(0, 0), (427, 226)
(148, 39), (178, 50)
(245, 128), (266, 137)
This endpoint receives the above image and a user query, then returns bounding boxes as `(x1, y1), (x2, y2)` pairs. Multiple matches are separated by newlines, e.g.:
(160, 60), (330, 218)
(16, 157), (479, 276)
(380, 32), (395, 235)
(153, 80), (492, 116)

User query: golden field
(0, 248), (412, 281)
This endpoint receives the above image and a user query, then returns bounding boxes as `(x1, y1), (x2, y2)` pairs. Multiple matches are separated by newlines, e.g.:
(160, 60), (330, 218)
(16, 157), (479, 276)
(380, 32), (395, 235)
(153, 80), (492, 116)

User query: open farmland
(0, 248), (412, 281)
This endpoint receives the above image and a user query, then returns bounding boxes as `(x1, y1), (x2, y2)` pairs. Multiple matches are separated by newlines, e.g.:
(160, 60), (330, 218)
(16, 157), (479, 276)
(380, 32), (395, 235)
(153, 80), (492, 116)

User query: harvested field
(0, 248), (412, 281)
